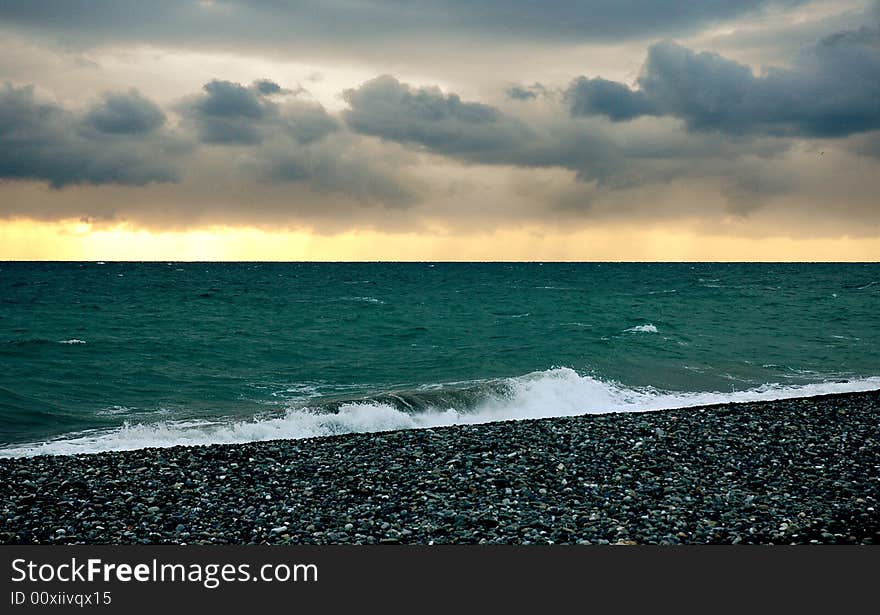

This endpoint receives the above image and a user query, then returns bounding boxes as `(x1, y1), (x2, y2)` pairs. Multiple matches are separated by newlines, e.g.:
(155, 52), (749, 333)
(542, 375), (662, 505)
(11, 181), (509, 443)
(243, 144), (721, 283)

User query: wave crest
(2, 368), (879, 457)
(625, 324), (658, 333)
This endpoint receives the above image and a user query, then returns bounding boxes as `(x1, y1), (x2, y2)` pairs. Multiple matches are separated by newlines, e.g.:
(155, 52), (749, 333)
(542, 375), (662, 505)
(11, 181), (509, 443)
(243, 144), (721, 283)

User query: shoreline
(2, 389), (878, 544)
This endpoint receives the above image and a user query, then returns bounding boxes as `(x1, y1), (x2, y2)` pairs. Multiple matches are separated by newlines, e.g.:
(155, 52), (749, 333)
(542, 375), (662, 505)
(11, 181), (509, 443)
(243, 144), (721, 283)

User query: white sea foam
(625, 324), (658, 333)
(58, 339), (87, 345)
(96, 405), (136, 416)
(3, 368), (879, 458)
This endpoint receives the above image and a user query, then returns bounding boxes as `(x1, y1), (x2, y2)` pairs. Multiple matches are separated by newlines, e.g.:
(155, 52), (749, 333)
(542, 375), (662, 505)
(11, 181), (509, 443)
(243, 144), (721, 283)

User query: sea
(1, 262), (878, 457)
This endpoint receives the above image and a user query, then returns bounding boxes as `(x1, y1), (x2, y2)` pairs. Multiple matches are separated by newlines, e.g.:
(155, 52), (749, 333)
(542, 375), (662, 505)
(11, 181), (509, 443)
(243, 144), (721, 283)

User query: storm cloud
(1, 1), (879, 240)
(568, 26), (880, 137)
(0, 1), (811, 49)
(340, 74), (792, 193)
(0, 83), (180, 187)
(566, 78), (658, 122)
(84, 90), (166, 135)
(342, 76), (633, 186)
(182, 79), (338, 146)
(177, 78), (416, 208)
(342, 76), (535, 160)
(184, 79), (277, 145)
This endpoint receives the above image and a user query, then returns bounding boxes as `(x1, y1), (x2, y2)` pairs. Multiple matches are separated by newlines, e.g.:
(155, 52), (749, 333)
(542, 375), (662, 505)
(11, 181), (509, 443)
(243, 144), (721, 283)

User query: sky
(1, 0), (879, 260)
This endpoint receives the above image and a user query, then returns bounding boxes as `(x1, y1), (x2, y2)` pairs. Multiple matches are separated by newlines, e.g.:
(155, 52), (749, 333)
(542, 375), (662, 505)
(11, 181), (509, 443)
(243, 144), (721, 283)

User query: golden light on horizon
(1, 219), (879, 262)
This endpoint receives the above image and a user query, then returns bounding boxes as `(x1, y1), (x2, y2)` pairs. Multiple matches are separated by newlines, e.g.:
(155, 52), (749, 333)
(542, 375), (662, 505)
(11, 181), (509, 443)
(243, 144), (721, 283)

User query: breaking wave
(2, 368), (879, 457)
(625, 324), (658, 333)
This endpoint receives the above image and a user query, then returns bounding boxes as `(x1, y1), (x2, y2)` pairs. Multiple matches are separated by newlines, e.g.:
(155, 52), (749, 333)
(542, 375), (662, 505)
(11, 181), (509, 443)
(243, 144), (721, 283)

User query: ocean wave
(3, 368), (880, 458)
(96, 405), (137, 416)
(58, 339), (87, 345)
(625, 324), (658, 333)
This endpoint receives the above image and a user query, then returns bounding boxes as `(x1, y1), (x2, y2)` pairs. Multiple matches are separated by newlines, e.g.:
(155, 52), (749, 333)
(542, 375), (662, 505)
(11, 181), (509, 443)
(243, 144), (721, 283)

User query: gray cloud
(0, 71), (821, 223)
(184, 79), (273, 144)
(566, 77), (658, 121)
(178, 78), (415, 208)
(183, 79), (338, 146)
(340, 74), (788, 193)
(196, 80), (267, 119)
(568, 26), (880, 138)
(84, 90), (165, 134)
(0, 82), (180, 187)
(340, 72), (874, 224)
(506, 83), (547, 101)
(253, 79), (283, 96)
(0, 1), (810, 52)
(343, 75), (536, 162)
(0, 78), (421, 222)
(2, 0), (879, 241)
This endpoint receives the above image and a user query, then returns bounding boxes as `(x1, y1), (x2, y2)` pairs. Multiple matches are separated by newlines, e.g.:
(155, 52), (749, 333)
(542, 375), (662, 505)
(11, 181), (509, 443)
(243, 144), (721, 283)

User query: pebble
(1, 390), (879, 545)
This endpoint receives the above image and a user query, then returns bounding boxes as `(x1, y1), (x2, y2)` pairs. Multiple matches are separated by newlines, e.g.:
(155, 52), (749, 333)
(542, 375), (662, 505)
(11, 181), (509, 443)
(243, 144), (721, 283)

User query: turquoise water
(1, 262), (878, 456)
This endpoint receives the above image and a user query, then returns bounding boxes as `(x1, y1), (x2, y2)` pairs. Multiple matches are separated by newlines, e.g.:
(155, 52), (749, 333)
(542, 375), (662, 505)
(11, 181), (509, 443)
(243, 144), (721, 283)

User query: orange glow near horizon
(1, 219), (879, 262)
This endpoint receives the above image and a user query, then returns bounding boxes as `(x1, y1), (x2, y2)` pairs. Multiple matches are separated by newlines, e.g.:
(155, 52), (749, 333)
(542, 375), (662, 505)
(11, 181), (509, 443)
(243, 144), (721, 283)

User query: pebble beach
(2, 390), (878, 545)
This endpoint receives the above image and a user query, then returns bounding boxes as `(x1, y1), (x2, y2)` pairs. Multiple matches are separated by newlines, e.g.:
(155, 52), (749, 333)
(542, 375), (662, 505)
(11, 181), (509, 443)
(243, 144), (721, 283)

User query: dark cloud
(84, 90), (165, 134)
(183, 79), (337, 145)
(343, 75), (535, 160)
(340, 73), (820, 214)
(184, 80), (272, 144)
(341, 75), (704, 187)
(506, 83), (547, 101)
(0, 82), (180, 187)
(2, 0), (878, 233)
(0, 78), (418, 221)
(253, 79), (283, 96)
(250, 79), (308, 97)
(177, 78), (406, 206)
(566, 77), (657, 121)
(0, 1), (809, 49)
(568, 26), (880, 138)
(196, 80), (267, 119)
